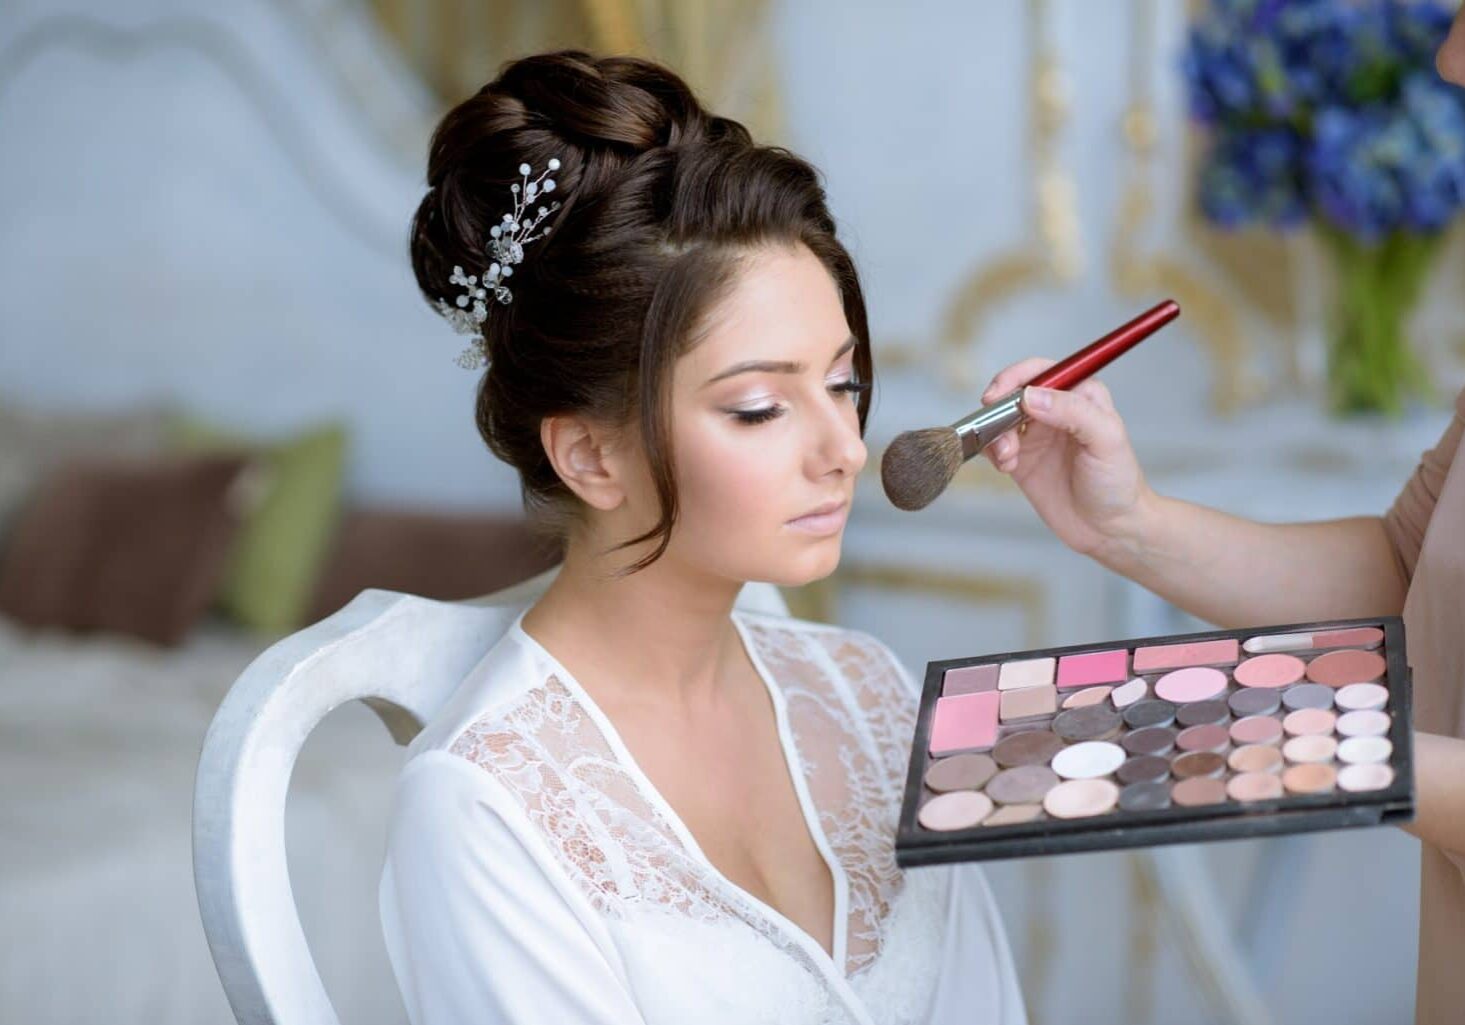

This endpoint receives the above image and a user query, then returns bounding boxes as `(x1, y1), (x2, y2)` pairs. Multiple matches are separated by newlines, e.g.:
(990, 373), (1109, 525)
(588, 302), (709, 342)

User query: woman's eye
(730, 405), (784, 425)
(830, 377), (871, 399)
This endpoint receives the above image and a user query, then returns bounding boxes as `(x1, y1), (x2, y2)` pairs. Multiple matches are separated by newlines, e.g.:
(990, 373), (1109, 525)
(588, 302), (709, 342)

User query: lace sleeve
(379, 750), (649, 1025)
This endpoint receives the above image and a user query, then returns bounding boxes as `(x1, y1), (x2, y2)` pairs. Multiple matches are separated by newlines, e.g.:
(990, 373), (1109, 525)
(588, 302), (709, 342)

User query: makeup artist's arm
(1405, 731), (1465, 858)
(978, 357), (1408, 628)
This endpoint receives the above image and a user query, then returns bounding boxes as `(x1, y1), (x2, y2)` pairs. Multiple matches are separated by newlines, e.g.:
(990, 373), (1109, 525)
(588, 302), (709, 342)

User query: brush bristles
(880, 427), (964, 511)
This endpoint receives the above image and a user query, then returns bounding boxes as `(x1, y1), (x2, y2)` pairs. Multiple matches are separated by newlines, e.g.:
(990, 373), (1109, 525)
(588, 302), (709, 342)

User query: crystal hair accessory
(434, 156), (563, 369)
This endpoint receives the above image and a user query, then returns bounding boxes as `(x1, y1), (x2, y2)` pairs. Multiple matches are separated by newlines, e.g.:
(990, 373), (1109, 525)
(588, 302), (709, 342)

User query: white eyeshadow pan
(998, 657), (1056, 691)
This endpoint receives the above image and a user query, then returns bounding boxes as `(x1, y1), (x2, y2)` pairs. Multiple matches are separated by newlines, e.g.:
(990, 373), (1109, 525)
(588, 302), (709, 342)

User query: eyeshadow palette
(895, 617), (1414, 866)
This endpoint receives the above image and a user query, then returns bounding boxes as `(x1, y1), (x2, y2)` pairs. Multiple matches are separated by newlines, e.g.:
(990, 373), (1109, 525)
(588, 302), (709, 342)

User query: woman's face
(631, 241), (868, 588)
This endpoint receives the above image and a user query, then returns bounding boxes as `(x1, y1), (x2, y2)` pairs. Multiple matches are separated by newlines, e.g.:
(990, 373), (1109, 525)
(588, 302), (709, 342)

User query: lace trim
(445, 615), (939, 1019)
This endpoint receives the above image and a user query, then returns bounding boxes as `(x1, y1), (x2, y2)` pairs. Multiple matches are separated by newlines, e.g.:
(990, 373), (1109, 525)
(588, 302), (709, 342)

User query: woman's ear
(540, 414), (628, 511)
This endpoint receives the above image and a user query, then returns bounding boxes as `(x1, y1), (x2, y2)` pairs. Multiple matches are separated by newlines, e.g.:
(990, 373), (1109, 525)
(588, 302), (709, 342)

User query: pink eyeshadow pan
(1132, 638), (1239, 673)
(929, 691), (1000, 755)
(942, 664), (998, 696)
(1056, 649), (1129, 689)
(1312, 627), (1383, 650)
(1233, 653), (1306, 688)
(1061, 685), (1113, 710)
(1153, 666), (1227, 704)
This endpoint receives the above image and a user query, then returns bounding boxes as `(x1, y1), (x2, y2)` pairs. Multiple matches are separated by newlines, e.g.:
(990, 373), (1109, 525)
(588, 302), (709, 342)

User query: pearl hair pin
(434, 156), (563, 369)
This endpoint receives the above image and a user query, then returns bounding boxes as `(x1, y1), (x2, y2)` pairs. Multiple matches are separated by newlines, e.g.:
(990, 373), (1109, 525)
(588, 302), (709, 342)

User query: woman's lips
(785, 500), (849, 536)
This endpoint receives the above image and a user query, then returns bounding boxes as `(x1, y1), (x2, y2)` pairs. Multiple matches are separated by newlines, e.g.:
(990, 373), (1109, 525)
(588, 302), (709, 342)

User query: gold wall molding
(1113, 0), (1263, 415)
(938, 0), (1085, 394)
(367, 0), (784, 143)
(787, 562), (1047, 649)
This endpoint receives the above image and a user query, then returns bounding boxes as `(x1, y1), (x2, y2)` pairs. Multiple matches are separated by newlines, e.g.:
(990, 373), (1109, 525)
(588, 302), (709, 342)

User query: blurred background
(3, 0), (1462, 1022)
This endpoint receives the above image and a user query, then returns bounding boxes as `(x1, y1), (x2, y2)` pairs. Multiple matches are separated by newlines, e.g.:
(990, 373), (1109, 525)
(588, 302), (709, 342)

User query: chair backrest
(192, 568), (792, 1025)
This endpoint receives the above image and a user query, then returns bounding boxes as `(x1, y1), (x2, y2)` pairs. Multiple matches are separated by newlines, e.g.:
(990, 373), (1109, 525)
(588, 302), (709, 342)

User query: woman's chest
(609, 682), (839, 955)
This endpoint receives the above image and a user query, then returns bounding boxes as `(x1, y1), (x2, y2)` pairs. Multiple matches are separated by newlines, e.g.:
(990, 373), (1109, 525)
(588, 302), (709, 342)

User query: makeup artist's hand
(981, 358), (1156, 560)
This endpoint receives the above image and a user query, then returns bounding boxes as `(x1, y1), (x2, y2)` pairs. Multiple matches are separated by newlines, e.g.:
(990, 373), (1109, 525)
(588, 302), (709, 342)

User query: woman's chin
(758, 537), (844, 589)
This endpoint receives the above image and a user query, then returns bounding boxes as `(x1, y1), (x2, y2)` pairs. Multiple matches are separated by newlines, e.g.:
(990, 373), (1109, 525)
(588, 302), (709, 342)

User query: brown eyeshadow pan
(991, 729), (1066, 768)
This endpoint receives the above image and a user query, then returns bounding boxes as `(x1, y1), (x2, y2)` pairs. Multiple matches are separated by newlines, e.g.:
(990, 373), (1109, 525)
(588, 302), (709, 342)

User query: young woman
(378, 51), (1027, 1025)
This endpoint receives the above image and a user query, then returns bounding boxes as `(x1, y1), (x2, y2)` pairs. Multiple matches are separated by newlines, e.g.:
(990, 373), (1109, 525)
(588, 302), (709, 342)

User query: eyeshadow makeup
(897, 617), (1414, 865)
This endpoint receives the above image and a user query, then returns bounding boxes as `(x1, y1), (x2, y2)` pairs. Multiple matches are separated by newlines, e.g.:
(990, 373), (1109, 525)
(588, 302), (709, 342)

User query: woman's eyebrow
(701, 334), (857, 388)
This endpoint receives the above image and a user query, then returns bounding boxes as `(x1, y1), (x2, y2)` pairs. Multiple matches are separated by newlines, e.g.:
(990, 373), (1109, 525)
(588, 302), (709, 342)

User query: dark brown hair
(410, 50), (874, 573)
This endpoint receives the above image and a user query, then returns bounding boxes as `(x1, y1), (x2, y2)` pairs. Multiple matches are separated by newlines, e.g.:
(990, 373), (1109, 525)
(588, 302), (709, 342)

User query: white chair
(191, 567), (791, 1025)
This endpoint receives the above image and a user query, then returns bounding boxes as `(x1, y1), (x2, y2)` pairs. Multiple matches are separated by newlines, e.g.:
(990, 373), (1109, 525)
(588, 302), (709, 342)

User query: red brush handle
(1028, 300), (1180, 392)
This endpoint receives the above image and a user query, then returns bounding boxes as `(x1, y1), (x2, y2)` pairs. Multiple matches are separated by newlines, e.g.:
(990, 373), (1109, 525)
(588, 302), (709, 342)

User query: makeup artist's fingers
(982, 357), (1058, 405)
(986, 430), (1019, 471)
(1020, 385), (1124, 454)
(1074, 377), (1116, 413)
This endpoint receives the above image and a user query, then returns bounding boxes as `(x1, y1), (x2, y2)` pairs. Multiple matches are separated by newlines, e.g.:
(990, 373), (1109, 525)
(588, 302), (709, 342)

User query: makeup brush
(881, 299), (1180, 511)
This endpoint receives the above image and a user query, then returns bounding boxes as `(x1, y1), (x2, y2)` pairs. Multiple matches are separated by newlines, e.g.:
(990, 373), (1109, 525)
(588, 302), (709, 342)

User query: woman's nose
(811, 402), (867, 479)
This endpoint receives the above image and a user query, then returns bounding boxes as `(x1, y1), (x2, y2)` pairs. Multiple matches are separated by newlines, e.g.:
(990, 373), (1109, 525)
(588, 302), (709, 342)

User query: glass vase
(1316, 223), (1442, 416)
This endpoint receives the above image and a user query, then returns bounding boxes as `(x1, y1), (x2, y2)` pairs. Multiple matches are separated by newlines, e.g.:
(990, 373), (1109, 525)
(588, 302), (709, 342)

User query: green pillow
(167, 414), (348, 634)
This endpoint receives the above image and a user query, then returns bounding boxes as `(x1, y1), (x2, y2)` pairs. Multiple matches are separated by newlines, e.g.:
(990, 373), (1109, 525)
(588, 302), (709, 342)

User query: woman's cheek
(681, 420), (788, 535)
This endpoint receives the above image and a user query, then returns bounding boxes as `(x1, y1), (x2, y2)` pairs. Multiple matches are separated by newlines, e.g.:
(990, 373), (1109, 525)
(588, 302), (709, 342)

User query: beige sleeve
(1381, 386), (1465, 582)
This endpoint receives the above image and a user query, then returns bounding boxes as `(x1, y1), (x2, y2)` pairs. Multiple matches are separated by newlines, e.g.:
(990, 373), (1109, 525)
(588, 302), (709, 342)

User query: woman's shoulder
(401, 618), (564, 765)
(732, 608), (917, 698)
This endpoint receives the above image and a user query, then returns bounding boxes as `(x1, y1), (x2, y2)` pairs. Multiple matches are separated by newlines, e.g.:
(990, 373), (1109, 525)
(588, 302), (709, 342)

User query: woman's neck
(520, 533), (750, 713)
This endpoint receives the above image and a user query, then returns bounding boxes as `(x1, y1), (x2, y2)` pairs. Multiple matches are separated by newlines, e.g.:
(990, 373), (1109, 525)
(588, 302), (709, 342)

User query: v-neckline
(508, 606), (856, 984)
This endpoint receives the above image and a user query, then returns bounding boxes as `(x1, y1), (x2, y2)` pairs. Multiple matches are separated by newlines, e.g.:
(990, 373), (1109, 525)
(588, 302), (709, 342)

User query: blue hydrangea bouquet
(1184, 0), (1465, 414)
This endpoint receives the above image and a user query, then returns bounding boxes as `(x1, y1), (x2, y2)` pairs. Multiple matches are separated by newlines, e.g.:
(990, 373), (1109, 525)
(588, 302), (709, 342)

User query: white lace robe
(379, 607), (1027, 1025)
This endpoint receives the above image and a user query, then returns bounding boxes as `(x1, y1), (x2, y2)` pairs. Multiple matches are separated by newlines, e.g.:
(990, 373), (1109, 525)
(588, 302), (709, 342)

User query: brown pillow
(305, 507), (561, 622)
(0, 453), (261, 646)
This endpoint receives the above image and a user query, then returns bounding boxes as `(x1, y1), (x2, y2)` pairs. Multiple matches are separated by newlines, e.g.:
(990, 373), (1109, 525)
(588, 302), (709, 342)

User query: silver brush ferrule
(953, 390), (1026, 461)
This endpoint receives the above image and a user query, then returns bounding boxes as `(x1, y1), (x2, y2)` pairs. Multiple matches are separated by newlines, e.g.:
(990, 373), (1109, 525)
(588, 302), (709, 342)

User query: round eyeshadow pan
(1061, 685), (1113, 710)
(982, 803), (1044, 827)
(1337, 709), (1391, 738)
(1110, 677), (1148, 708)
(1338, 735), (1392, 764)
(924, 752), (998, 793)
(1305, 648), (1386, 687)
(1116, 754), (1172, 786)
(1043, 778), (1120, 819)
(1335, 682), (1388, 712)
(1283, 762), (1338, 794)
(1282, 683), (1335, 712)
(918, 790), (994, 831)
(1121, 725), (1176, 757)
(1229, 688), (1281, 717)
(1118, 781), (1171, 811)
(1338, 763), (1394, 792)
(1229, 715), (1283, 746)
(1123, 699), (1177, 729)
(1052, 704), (1124, 743)
(1171, 750), (1226, 780)
(1228, 743), (1283, 774)
(1233, 653), (1306, 688)
(1227, 771), (1284, 802)
(1283, 734), (1338, 764)
(1176, 699), (1230, 728)
(1051, 740), (1126, 780)
(1154, 666), (1228, 704)
(1282, 708), (1337, 737)
(1172, 777), (1227, 806)
(1175, 723), (1230, 753)
(992, 730), (1065, 768)
(986, 764), (1060, 805)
